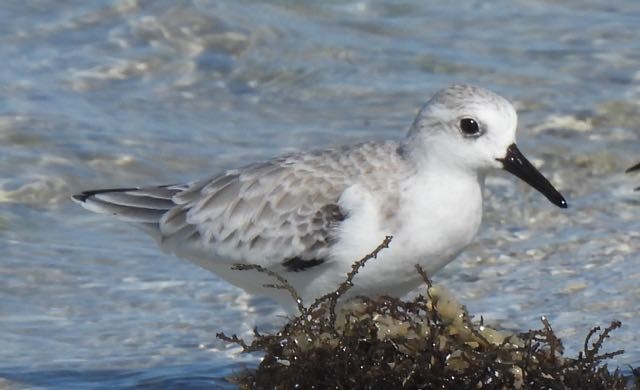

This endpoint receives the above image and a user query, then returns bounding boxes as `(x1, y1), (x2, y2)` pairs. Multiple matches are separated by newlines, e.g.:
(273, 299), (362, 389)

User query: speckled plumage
(73, 84), (565, 312)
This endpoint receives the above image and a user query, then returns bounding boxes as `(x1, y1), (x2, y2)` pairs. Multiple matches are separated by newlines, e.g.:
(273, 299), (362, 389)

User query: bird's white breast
(393, 169), (484, 274)
(317, 168), (484, 300)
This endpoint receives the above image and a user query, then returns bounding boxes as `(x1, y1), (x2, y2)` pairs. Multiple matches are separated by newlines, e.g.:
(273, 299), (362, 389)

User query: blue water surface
(2, 1), (640, 387)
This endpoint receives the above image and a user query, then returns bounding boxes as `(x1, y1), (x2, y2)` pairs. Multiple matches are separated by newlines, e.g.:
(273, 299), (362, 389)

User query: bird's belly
(344, 217), (481, 299)
(329, 178), (483, 298)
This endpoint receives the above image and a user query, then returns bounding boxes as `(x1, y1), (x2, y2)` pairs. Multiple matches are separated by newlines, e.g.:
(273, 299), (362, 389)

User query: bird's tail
(71, 186), (184, 225)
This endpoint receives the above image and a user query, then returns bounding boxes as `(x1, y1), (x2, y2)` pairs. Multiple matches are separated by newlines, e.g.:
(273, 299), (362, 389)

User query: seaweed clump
(218, 237), (634, 389)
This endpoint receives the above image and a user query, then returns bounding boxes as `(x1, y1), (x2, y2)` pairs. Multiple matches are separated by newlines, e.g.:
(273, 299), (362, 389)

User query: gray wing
(72, 141), (405, 270)
(160, 156), (350, 268)
(72, 153), (352, 270)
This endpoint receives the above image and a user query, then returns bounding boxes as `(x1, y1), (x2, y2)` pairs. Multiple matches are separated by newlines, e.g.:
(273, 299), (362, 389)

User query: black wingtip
(71, 187), (139, 203)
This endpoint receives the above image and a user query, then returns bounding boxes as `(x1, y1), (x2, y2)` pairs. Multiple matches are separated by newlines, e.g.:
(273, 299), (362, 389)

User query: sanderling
(73, 84), (567, 312)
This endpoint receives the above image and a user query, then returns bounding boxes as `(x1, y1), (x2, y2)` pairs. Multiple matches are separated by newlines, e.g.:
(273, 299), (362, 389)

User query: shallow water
(2, 0), (640, 387)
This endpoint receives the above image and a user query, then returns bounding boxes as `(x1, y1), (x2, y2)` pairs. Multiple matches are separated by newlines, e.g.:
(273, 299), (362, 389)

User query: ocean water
(2, 0), (640, 387)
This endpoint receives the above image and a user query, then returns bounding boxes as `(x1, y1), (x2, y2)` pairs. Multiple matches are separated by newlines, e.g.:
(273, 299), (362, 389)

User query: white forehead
(423, 84), (517, 130)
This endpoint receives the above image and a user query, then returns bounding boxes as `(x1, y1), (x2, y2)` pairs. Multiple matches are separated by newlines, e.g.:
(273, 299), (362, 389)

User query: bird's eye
(459, 117), (480, 136)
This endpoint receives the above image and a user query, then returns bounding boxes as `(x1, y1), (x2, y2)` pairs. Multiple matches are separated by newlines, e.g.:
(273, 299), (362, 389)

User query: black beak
(626, 162), (640, 173)
(496, 143), (567, 208)
(625, 162), (640, 191)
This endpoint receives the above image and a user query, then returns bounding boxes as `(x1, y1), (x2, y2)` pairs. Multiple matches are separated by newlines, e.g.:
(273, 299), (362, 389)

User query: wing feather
(73, 141), (406, 272)
(155, 151), (357, 267)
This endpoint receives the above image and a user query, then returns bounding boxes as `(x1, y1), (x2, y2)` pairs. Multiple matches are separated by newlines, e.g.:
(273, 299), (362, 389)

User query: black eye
(459, 118), (480, 136)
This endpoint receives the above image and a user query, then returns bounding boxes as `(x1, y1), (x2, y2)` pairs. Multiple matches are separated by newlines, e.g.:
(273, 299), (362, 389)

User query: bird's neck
(401, 143), (485, 188)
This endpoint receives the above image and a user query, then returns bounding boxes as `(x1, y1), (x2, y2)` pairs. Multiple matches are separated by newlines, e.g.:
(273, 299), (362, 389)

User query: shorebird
(73, 84), (567, 312)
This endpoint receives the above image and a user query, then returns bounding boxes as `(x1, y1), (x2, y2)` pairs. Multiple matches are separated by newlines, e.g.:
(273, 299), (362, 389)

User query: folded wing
(72, 153), (351, 270)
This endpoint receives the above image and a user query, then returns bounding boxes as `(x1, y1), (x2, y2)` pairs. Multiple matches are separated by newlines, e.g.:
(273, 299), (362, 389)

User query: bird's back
(73, 141), (408, 272)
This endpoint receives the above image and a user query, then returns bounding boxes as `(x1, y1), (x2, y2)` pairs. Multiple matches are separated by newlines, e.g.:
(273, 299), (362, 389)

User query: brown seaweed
(219, 237), (636, 389)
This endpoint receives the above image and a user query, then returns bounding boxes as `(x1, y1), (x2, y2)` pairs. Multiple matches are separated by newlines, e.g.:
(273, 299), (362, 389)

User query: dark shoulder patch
(319, 203), (346, 222)
(282, 257), (325, 272)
